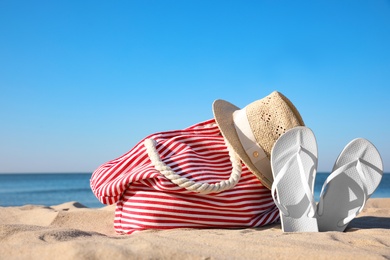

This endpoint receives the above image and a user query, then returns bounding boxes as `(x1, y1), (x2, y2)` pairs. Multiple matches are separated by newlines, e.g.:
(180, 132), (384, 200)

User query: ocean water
(0, 173), (102, 208)
(0, 173), (389, 208)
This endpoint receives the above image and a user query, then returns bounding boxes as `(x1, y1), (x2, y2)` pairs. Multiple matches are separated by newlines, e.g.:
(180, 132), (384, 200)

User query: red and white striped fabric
(90, 119), (279, 234)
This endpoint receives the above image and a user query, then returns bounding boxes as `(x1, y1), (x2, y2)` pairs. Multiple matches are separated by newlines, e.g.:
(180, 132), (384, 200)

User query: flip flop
(317, 138), (383, 232)
(271, 126), (318, 232)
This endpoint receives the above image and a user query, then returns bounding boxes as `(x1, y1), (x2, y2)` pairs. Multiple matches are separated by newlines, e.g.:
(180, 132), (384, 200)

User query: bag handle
(144, 138), (242, 194)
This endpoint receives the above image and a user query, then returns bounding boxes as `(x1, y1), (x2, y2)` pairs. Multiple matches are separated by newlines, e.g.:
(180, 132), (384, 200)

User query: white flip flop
(317, 138), (383, 232)
(271, 126), (318, 232)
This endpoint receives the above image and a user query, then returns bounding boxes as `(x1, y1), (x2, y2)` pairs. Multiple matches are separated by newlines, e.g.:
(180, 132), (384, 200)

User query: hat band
(232, 107), (272, 179)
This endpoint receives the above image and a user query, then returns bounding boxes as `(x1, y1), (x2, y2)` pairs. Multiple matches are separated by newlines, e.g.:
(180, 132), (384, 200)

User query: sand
(1, 199), (389, 260)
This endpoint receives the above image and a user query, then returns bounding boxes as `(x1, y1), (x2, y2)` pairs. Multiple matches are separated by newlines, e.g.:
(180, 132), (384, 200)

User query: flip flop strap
(144, 138), (242, 194)
(317, 159), (369, 226)
(271, 146), (317, 217)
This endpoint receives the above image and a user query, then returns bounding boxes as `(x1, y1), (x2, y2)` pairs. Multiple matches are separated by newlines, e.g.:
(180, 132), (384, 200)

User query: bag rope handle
(144, 138), (242, 194)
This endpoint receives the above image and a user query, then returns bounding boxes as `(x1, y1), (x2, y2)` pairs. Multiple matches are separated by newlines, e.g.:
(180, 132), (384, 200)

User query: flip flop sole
(271, 126), (318, 232)
(317, 138), (383, 232)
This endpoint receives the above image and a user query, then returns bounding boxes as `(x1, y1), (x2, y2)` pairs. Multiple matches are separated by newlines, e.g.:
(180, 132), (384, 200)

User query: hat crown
(246, 91), (304, 158)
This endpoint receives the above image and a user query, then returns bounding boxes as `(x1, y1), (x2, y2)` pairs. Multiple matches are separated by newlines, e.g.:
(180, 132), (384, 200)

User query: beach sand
(1, 199), (389, 259)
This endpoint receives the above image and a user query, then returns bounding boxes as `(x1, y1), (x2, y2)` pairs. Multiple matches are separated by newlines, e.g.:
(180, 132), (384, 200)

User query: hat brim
(212, 99), (272, 189)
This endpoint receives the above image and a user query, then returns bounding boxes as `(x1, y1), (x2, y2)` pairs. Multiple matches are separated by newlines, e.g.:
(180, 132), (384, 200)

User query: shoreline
(1, 198), (389, 259)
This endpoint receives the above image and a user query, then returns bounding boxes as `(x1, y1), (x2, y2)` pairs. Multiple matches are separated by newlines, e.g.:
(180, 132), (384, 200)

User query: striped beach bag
(90, 119), (280, 234)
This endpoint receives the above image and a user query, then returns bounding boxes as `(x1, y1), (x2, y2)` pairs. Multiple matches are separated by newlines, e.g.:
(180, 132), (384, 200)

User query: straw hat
(212, 91), (304, 190)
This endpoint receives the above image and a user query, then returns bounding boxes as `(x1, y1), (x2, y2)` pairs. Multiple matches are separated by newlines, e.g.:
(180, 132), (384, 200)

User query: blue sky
(1, 0), (389, 173)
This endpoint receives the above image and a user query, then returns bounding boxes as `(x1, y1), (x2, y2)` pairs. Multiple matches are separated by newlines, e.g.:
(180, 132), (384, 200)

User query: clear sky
(1, 0), (389, 173)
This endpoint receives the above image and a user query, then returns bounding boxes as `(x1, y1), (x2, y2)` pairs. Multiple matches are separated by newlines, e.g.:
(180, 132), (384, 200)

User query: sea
(0, 173), (389, 208)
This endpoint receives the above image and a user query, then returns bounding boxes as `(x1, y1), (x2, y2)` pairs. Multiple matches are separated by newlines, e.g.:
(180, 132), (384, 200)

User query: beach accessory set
(91, 91), (301, 234)
(91, 90), (383, 234)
